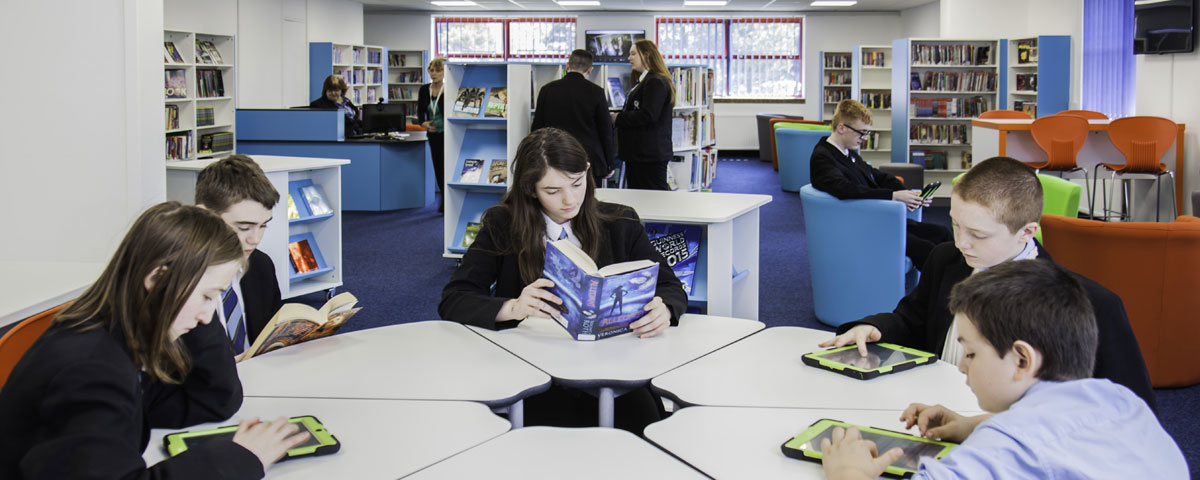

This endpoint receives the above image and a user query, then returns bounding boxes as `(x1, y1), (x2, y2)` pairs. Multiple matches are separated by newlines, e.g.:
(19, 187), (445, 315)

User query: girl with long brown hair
(613, 39), (676, 190)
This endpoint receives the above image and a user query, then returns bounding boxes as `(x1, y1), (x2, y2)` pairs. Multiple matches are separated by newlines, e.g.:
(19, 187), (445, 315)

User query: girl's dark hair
(488, 128), (610, 284)
(54, 202), (245, 384)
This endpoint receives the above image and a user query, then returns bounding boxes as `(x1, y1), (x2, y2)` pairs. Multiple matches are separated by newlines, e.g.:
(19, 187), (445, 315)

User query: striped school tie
(223, 285), (248, 354)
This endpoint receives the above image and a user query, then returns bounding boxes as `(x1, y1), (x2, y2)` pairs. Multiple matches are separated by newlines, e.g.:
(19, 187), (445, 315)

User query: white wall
(901, 1), (940, 38)
(1137, 52), (1200, 215)
(307, 0), (363, 45)
(0, 0), (163, 263)
(364, 12), (431, 53)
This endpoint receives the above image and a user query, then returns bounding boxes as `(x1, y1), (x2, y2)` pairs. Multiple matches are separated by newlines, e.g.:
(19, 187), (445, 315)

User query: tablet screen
(818, 343), (921, 370)
(181, 421), (323, 450)
(799, 426), (945, 470)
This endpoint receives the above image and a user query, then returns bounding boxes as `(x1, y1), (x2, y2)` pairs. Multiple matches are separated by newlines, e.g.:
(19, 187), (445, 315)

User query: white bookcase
(164, 30), (236, 161)
(819, 51), (852, 122)
(387, 49), (427, 121)
(309, 43), (387, 107)
(851, 45), (893, 163)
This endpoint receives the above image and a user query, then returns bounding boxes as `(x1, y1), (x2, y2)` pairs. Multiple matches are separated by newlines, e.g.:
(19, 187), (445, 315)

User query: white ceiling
(362, 0), (938, 13)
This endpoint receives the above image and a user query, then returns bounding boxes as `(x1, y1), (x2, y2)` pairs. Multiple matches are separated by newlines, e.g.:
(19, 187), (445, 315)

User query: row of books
(339, 69), (367, 86)
(195, 40), (225, 65)
(349, 89), (362, 105)
(1016, 74), (1037, 91)
(388, 52), (416, 67)
(1014, 100), (1037, 117)
(861, 92), (892, 109)
(198, 131), (233, 155)
(389, 87), (415, 100)
(823, 54), (850, 68)
(392, 71), (424, 83)
(452, 87), (508, 118)
(699, 148), (718, 189)
(912, 149), (972, 170)
(671, 111), (701, 149)
(823, 88), (851, 103)
(370, 69), (384, 84)
(332, 46), (366, 65)
(286, 181), (334, 220)
(909, 123), (969, 145)
(197, 107), (215, 126)
(367, 50), (383, 65)
(366, 89), (378, 104)
(861, 51), (887, 67)
(1016, 39), (1039, 64)
(699, 111), (716, 147)
(196, 69), (226, 98)
(165, 104), (180, 130)
(670, 67), (704, 107)
(165, 70), (187, 99)
(458, 158), (509, 184)
(910, 71), (997, 92)
(910, 96), (994, 118)
(862, 131), (886, 151)
(166, 132), (192, 160)
(825, 72), (852, 86)
(911, 43), (992, 66)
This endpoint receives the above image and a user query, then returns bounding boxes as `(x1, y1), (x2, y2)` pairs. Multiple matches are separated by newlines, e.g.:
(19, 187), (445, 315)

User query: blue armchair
(800, 184), (920, 327)
(774, 125), (830, 192)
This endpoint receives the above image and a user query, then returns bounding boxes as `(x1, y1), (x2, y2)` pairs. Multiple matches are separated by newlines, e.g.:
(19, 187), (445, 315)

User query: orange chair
(1029, 115), (1093, 214)
(0, 303), (65, 388)
(978, 109), (1032, 119)
(1057, 109), (1109, 120)
(769, 118), (827, 171)
(1096, 116), (1178, 221)
(1040, 214), (1200, 387)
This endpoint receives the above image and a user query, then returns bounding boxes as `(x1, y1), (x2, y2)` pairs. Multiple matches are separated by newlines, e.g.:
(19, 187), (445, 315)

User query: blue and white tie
(223, 285), (248, 354)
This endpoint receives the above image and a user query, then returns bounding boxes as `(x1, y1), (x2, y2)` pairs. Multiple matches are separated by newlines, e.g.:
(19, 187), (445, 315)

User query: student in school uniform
(810, 99), (952, 271)
(531, 49), (615, 184)
(310, 75), (362, 137)
(820, 157), (1156, 410)
(195, 155), (283, 354)
(439, 127), (687, 431)
(0, 202), (309, 479)
(820, 260), (1187, 479)
(613, 40), (675, 191)
(417, 57), (447, 212)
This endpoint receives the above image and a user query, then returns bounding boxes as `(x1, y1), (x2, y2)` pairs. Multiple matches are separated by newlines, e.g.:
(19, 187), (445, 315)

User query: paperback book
(165, 70), (187, 99)
(287, 194), (300, 220)
(164, 41), (185, 63)
(460, 159), (484, 183)
(487, 159), (508, 184)
(644, 223), (701, 295)
(606, 77), (627, 109)
(462, 222), (482, 247)
(484, 87), (508, 118)
(543, 239), (659, 341)
(242, 292), (361, 359)
(288, 238), (321, 274)
(453, 87), (487, 116)
(300, 184), (333, 216)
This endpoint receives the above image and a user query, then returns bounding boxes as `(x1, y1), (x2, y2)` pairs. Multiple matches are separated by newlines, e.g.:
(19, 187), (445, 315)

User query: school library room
(2, 0), (1199, 478)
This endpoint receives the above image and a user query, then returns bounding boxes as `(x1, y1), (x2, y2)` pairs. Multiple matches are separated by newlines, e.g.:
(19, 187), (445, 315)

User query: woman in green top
(418, 57), (447, 212)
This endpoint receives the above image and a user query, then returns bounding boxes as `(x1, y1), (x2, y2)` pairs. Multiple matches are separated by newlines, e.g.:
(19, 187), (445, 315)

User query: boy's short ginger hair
(948, 259), (1097, 381)
(194, 154), (279, 213)
(954, 157), (1043, 233)
(831, 99), (872, 129)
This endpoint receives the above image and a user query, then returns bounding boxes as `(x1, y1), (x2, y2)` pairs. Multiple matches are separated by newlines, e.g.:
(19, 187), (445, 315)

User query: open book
(243, 292), (362, 359)
(543, 239), (659, 341)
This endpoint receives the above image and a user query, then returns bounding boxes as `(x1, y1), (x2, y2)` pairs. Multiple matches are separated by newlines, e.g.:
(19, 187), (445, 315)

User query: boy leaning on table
(820, 260), (1187, 479)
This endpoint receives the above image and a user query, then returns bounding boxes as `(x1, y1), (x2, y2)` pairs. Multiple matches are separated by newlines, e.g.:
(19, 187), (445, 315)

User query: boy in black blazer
(532, 49), (615, 183)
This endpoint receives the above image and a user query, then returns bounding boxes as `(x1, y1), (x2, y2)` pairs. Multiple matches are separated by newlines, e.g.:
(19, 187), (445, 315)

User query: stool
(1095, 116), (1178, 222)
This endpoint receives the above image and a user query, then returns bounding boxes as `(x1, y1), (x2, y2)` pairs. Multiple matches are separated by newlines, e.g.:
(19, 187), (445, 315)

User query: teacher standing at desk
(310, 75), (361, 136)
(613, 40), (675, 191)
(418, 57), (447, 213)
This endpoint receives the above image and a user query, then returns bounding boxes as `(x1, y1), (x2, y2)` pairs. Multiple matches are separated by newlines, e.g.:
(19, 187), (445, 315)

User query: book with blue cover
(645, 223), (701, 295)
(543, 239), (659, 341)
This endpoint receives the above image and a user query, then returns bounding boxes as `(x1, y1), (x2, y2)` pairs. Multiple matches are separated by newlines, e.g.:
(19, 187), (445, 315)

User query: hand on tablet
(232, 417), (311, 469)
(820, 426), (905, 480)
(629, 296), (670, 338)
(900, 403), (989, 443)
(498, 278), (564, 322)
(818, 325), (882, 357)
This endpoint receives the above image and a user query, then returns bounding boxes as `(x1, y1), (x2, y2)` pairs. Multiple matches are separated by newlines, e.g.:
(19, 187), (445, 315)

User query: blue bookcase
(1007, 35), (1071, 117)
(310, 42), (388, 106)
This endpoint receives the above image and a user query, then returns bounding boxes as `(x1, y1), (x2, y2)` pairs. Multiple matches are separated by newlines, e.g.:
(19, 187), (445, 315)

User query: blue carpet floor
(314, 154), (1195, 474)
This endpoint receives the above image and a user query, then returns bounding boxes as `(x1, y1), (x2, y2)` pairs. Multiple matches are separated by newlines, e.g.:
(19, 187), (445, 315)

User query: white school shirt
(941, 238), (1039, 365)
(542, 212), (582, 249)
(214, 270), (246, 331)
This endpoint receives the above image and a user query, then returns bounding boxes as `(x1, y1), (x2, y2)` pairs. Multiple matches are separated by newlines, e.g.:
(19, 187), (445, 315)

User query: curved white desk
(144, 397), (510, 479)
(651, 327), (980, 413)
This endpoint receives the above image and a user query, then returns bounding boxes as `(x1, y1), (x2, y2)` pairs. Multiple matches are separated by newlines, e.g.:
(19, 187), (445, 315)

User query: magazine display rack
(309, 42), (388, 107)
(164, 30), (236, 161)
(851, 45), (893, 164)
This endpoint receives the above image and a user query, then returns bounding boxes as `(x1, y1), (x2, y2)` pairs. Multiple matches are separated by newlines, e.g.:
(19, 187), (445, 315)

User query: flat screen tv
(361, 103), (408, 134)
(585, 30), (645, 63)
(1134, 0), (1195, 54)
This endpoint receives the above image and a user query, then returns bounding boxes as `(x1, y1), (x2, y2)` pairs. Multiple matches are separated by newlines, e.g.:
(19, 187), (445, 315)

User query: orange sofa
(1040, 214), (1200, 387)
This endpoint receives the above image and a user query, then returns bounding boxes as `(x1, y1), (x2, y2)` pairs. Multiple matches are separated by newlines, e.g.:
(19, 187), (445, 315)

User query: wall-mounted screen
(585, 30), (646, 63)
(1134, 0), (1195, 54)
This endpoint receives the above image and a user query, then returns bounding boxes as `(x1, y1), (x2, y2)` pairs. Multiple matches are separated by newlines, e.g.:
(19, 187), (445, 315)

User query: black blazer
(531, 72), (616, 179)
(439, 202), (688, 330)
(309, 96), (361, 136)
(836, 242), (1157, 410)
(0, 315), (261, 479)
(416, 83), (445, 131)
(242, 249), (283, 345)
(810, 136), (905, 200)
(614, 72), (674, 164)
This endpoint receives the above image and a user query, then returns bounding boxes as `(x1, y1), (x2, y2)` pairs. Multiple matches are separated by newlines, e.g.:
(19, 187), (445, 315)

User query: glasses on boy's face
(844, 125), (871, 139)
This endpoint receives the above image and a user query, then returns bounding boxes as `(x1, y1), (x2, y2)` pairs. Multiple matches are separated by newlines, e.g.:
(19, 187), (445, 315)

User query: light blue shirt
(915, 379), (1187, 479)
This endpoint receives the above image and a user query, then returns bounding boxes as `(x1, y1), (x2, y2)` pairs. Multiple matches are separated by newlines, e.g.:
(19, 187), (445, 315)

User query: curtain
(1082, 0), (1135, 117)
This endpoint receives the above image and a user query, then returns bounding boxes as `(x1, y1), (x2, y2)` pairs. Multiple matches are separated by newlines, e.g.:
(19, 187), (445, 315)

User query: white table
(469, 314), (764, 427)
(0, 261), (103, 327)
(236, 321), (551, 426)
(596, 189), (772, 320)
(645, 406), (983, 480)
(651, 327), (981, 413)
(144, 397), (510, 479)
(406, 426), (708, 479)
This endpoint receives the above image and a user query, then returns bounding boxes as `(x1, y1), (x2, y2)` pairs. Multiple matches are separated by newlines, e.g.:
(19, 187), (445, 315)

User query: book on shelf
(166, 132), (192, 160)
(460, 159), (484, 183)
(1013, 100), (1037, 118)
(910, 149), (948, 169)
(165, 70), (187, 99)
(388, 52), (408, 67)
(606, 77), (626, 109)
(300, 184), (333, 216)
(823, 53), (851, 68)
(484, 87), (508, 118)
(909, 123), (968, 145)
(242, 292), (362, 360)
(287, 194), (300, 220)
(288, 237), (321, 274)
(165, 104), (180, 130)
(196, 107), (215, 126)
(911, 43), (992, 66)
(863, 50), (887, 67)
(196, 69), (225, 98)
(1016, 74), (1037, 91)
(644, 223), (701, 295)
(914, 71), (996, 92)
(198, 131), (233, 154)
(1016, 39), (1038, 64)
(487, 159), (508, 184)
(543, 239), (659, 341)
(194, 40), (223, 65)
(164, 41), (185, 63)
(860, 92), (892, 109)
(367, 50), (382, 65)
(462, 222), (482, 247)
(910, 96), (994, 118)
(452, 86), (487, 116)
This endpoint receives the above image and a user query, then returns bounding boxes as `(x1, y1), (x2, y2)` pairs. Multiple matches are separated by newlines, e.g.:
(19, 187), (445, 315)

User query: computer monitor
(361, 103), (408, 134)
(584, 30), (645, 63)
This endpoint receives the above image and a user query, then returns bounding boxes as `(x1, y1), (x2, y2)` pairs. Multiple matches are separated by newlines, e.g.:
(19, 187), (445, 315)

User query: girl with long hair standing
(613, 39), (676, 190)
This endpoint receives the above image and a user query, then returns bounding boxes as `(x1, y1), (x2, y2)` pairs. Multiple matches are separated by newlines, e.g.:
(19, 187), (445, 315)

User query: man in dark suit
(811, 98), (951, 270)
(531, 49), (615, 183)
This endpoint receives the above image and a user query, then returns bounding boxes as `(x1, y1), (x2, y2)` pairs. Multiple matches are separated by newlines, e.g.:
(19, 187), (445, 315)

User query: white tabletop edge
(166, 155), (351, 172)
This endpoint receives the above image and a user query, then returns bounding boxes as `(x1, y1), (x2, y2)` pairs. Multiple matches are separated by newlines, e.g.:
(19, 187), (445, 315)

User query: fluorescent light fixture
(556, 0), (601, 5)
(810, 0), (858, 6)
(684, 0), (729, 6)
(431, 0), (478, 6)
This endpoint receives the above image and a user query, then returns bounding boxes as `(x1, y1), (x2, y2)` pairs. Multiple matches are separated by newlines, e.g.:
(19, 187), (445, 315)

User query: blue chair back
(800, 184), (916, 327)
(775, 127), (829, 192)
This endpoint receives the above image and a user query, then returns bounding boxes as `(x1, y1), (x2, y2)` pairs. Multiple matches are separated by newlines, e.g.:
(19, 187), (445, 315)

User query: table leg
(509, 399), (524, 429)
(598, 387), (614, 428)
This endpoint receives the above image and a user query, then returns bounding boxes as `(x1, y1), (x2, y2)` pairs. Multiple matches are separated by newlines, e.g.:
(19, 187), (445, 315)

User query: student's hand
(605, 170), (615, 179)
(818, 324), (882, 357)
(629, 296), (671, 338)
(892, 190), (926, 211)
(821, 426), (905, 480)
(231, 417), (311, 469)
(498, 278), (564, 321)
(899, 403), (988, 443)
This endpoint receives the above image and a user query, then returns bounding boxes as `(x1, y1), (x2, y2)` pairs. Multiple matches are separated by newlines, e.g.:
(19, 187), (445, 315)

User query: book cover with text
(453, 86), (487, 116)
(644, 223), (701, 295)
(484, 87), (508, 117)
(460, 159), (484, 183)
(543, 239), (658, 341)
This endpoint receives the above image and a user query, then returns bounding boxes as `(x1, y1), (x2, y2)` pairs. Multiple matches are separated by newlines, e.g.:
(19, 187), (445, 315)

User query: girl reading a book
(439, 127), (687, 431)
(0, 202), (309, 479)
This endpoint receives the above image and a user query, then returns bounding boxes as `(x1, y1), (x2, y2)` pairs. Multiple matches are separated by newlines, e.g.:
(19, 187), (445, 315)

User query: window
(434, 16), (576, 62)
(657, 17), (804, 99)
(435, 17), (505, 61)
(508, 17), (576, 62)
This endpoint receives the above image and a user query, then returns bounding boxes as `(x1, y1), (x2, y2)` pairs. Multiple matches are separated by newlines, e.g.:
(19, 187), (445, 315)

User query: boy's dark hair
(948, 260), (1097, 381)
(954, 157), (1042, 234)
(567, 49), (594, 72)
(194, 154), (280, 213)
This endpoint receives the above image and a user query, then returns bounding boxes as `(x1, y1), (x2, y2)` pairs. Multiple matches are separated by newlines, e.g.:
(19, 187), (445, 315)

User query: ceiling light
(684, 0), (729, 6)
(810, 0), (858, 6)
(556, 0), (601, 5)
(431, 0), (479, 6)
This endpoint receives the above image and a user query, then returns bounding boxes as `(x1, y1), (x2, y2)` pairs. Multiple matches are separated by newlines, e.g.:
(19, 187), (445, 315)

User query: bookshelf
(851, 45), (893, 163)
(893, 38), (1004, 196)
(443, 63), (532, 258)
(164, 30), (236, 161)
(309, 43), (388, 108)
(819, 51), (852, 122)
(1007, 35), (1071, 118)
(387, 49), (428, 121)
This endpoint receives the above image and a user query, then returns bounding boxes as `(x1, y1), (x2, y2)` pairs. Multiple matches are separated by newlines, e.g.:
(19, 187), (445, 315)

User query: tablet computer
(919, 181), (942, 203)
(781, 418), (956, 478)
(802, 342), (937, 380)
(163, 415), (340, 461)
